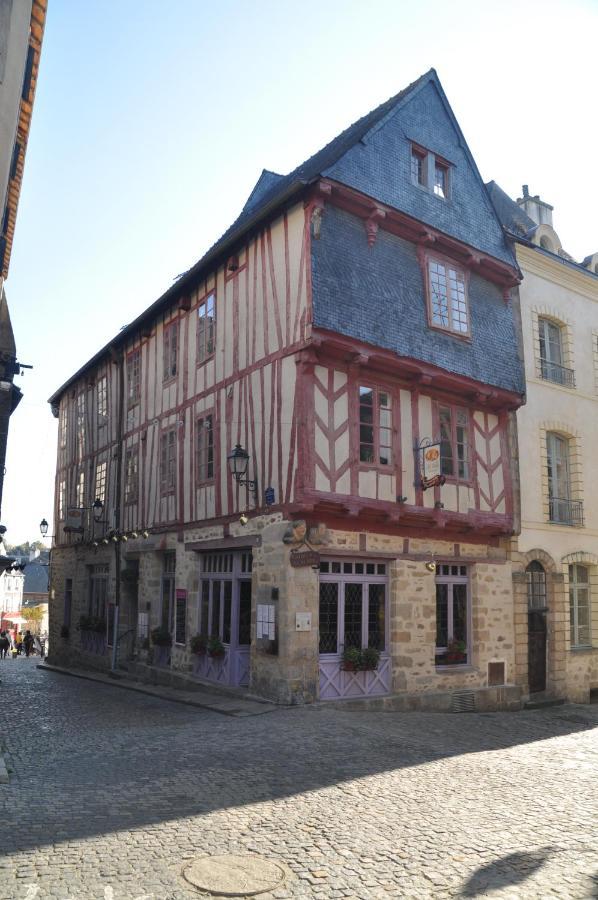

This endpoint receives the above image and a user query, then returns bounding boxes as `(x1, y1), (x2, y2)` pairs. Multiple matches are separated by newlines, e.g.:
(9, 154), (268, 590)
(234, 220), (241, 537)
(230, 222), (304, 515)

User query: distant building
(489, 181), (598, 704)
(0, 0), (47, 526)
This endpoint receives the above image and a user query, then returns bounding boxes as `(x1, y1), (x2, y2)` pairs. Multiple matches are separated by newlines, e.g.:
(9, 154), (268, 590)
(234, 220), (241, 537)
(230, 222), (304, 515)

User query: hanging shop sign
(417, 438), (446, 491)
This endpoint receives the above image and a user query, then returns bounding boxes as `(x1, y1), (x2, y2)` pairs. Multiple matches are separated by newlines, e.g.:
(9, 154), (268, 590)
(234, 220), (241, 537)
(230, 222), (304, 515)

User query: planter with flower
(341, 646), (362, 672)
(445, 639), (467, 665)
(360, 646), (381, 672)
(207, 636), (225, 659)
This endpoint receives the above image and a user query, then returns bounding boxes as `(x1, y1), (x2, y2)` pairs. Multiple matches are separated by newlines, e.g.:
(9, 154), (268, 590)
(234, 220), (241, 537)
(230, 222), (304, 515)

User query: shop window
(318, 561), (387, 655)
(435, 564), (469, 666)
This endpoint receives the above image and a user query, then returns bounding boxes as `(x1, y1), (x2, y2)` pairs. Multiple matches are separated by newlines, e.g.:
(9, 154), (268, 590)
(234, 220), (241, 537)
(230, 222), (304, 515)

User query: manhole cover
(182, 854), (287, 896)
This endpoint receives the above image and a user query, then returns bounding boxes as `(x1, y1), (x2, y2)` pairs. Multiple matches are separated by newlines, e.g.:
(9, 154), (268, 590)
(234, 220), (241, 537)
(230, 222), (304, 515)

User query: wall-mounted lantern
(227, 443), (258, 500)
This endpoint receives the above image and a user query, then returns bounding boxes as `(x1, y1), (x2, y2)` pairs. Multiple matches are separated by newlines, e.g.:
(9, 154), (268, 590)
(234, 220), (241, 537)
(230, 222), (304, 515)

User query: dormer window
(434, 161), (449, 199)
(411, 148), (426, 187)
(410, 144), (450, 200)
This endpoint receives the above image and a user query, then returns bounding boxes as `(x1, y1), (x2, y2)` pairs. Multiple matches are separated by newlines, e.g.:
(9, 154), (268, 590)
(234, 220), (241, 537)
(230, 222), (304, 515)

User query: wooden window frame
(410, 143), (451, 200)
(569, 563), (591, 648)
(76, 392), (86, 458)
(76, 469), (86, 508)
(59, 408), (67, 449)
(163, 319), (179, 384)
(436, 402), (472, 485)
(160, 427), (177, 496)
(127, 348), (141, 407)
(94, 460), (107, 505)
(197, 292), (216, 366)
(435, 564), (470, 667)
(96, 375), (108, 422)
(124, 445), (139, 505)
(58, 479), (66, 521)
(422, 250), (471, 339)
(357, 383), (395, 471)
(195, 412), (215, 486)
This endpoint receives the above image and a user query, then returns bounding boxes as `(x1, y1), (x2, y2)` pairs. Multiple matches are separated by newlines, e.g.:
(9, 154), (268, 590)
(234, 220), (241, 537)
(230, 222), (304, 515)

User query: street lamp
(227, 443), (258, 500)
(40, 518), (49, 537)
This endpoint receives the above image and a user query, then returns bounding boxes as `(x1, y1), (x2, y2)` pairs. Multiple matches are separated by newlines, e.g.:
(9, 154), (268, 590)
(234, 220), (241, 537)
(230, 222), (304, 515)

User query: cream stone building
(489, 183), (598, 704)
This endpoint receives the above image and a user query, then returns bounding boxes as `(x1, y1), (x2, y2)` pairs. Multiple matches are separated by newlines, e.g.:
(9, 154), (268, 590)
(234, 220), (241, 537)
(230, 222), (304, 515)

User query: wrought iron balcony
(549, 497), (584, 527)
(538, 358), (576, 388)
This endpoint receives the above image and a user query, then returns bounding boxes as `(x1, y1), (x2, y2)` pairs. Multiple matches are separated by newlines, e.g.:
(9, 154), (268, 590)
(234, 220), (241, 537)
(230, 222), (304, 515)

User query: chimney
(517, 185), (554, 228)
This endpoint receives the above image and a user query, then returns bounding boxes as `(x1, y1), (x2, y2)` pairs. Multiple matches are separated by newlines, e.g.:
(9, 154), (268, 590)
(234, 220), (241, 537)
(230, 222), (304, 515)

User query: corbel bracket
(364, 207), (386, 247)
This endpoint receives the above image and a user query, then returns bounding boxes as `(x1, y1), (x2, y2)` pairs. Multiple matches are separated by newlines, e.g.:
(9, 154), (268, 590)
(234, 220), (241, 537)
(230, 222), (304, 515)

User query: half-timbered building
(48, 70), (526, 709)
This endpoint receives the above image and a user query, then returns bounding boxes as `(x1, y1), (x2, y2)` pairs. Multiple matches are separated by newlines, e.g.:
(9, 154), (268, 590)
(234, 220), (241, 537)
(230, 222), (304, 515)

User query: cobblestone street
(2, 659), (598, 899)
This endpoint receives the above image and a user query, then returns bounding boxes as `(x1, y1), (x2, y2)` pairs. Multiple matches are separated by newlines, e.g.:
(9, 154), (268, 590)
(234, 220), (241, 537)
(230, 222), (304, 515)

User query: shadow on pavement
(460, 848), (552, 896)
(2, 660), (598, 857)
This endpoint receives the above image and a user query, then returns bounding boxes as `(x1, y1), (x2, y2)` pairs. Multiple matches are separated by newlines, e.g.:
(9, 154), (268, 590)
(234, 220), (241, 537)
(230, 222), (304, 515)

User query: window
(94, 461), (107, 504)
(569, 564), (591, 647)
(196, 414), (214, 483)
(88, 565), (109, 621)
(124, 447), (138, 504)
(175, 592), (186, 645)
(76, 470), (85, 507)
(358, 386), (393, 466)
(59, 408), (67, 449)
(197, 293), (215, 364)
(546, 432), (582, 525)
(410, 147), (426, 186)
(428, 258), (469, 335)
(526, 561), (547, 610)
(161, 552), (176, 634)
(435, 564), (469, 666)
(410, 144), (450, 199)
(97, 376), (107, 420)
(76, 393), (85, 458)
(439, 405), (469, 480)
(434, 161), (448, 198)
(64, 579), (73, 628)
(163, 321), (178, 382)
(160, 428), (177, 494)
(538, 318), (574, 387)
(318, 561), (387, 655)
(127, 349), (141, 406)
(199, 553), (252, 647)
(58, 480), (66, 520)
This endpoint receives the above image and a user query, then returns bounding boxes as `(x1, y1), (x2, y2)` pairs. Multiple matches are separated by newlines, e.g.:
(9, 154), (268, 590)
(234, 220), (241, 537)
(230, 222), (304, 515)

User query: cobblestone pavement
(2, 659), (598, 900)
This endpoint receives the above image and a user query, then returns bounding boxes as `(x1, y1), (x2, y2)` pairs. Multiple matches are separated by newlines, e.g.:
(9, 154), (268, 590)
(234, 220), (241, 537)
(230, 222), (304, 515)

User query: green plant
(207, 635), (225, 657)
(360, 646), (381, 671)
(190, 634), (207, 655)
(341, 646), (362, 671)
(151, 626), (172, 647)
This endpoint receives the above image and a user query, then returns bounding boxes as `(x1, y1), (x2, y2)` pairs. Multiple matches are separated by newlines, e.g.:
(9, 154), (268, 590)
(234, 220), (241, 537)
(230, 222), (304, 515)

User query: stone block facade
(49, 514), (524, 711)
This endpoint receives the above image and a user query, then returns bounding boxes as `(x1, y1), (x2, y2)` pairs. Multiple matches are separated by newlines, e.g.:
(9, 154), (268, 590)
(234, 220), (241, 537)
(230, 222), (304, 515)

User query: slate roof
(485, 181), (537, 237)
(23, 561), (49, 594)
(49, 69), (513, 403)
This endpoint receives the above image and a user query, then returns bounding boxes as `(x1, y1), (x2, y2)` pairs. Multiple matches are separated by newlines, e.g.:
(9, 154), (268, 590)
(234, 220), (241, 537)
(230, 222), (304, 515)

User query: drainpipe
(111, 349), (125, 671)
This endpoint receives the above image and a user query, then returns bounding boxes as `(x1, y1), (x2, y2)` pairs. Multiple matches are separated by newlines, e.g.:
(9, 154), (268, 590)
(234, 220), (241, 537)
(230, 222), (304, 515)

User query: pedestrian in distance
(15, 632), (23, 655)
(0, 631), (9, 659)
(23, 630), (34, 657)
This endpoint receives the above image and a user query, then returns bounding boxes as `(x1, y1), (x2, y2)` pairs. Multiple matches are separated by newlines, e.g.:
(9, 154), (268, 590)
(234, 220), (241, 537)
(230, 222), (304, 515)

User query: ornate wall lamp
(227, 444), (258, 500)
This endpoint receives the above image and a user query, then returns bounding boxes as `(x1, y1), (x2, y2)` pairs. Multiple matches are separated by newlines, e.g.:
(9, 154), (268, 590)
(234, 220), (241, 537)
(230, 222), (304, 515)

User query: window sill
(427, 323), (471, 342)
(435, 664), (477, 674)
(196, 354), (215, 368)
(570, 645), (595, 655)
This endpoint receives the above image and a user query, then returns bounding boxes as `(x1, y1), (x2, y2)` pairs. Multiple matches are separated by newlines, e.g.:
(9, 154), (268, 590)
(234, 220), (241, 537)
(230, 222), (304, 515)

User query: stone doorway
(526, 561), (547, 694)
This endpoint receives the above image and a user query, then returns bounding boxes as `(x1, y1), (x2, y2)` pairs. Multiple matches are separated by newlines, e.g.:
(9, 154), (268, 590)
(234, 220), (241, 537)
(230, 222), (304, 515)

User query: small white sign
(257, 603), (276, 640)
(295, 612), (312, 632)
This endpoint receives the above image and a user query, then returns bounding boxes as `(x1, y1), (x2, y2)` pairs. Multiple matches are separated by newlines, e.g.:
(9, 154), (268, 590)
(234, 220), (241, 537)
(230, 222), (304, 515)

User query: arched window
(526, 561), (547, 610)
(569, 564), (591, 647)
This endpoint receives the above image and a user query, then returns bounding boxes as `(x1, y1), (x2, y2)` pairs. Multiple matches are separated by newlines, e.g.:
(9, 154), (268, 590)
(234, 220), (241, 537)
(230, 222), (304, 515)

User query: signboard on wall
(416, 440), (446, 491)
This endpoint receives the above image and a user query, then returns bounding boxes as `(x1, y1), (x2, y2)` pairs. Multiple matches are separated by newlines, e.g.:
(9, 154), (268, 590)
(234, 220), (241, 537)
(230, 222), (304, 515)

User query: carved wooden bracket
(364, 207), (386, 247)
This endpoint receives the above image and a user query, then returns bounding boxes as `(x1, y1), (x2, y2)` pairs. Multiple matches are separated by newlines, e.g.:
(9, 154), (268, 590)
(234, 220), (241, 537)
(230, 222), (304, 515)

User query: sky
(3, 0), (597, 545)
